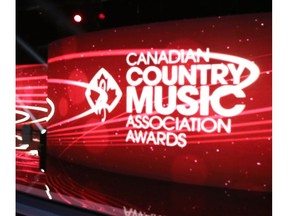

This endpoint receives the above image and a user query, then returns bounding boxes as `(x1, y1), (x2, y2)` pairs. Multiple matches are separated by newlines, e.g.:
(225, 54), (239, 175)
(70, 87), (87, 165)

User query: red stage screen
(47, 13), (272, 192)
(16, 64), (52, 130)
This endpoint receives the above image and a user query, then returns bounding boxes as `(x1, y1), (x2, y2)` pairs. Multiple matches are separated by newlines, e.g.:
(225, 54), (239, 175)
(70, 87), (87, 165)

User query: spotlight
(98, 13), (105, 20)
(73, 14), (82, 23)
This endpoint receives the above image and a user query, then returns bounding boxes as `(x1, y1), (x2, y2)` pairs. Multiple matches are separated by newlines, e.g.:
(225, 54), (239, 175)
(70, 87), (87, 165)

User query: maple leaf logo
(85, 68), (122, 122)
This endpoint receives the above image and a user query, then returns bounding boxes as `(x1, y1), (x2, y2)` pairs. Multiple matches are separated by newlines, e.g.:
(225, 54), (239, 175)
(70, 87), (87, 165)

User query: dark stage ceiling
(16, 0), (272, 64)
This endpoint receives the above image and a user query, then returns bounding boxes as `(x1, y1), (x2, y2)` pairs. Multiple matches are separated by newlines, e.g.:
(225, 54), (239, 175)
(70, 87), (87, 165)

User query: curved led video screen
(47, 13), (272, 192)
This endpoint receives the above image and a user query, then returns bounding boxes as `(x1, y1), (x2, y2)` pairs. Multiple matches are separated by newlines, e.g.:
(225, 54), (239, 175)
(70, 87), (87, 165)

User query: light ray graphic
(48, 109), (95, 130)
(16, 36), (47, 65)
(16, 86), (47, 90)
(48, 78), (89, 88)
(16, 96), (45, 131)
(16, 64), (45, 69)
(47, 136), (271, 147)
(16, 99), (48, 105)
(49, 132), (272, 147)
(232, 120), (272, 128)
(16, 75), (47, 81)
(46, 98), (55, 122)
(54, 115), (271, 155)
(15, 98), (55, 125)
(15, 110), (30, 123)
(238, 106), (271, 116)
(16, 93), (47, 98)
(16, 105), (48, 113)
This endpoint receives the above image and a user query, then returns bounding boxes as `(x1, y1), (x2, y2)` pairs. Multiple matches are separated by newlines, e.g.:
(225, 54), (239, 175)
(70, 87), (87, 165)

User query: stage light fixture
(98, 13), (105, 20)
(73, 14), (82, 23)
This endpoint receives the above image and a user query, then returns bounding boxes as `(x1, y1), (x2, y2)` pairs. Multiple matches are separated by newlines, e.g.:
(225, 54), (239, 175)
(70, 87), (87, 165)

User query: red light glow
(98, 13), (105, 20)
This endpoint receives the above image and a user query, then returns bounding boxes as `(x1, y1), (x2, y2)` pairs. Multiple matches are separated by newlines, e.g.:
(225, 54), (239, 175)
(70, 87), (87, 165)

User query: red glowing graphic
(45, 13), (272, 193)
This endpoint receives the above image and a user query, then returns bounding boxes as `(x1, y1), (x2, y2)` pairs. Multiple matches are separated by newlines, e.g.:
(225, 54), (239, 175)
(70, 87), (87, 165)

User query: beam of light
(16, 105), (48, 112)
(16, 36), (47, 65)
(16, 98), (55, 125)
(56, 120), (270, 155)
(16, 86), (47, 90)
(49, 110), (272, 153)
(16, 76), (47, 81)
(185, 129), (271, 139)
(48, 109), (94, 130)
(232, 120), (272, 128)
(34, 0), (83, 35)
(46, 98), (55, 122)
(16, 96), (45, 131)
(15, 110), (30, 123)
(48, 78), (90, 88)
(16, 93), (47, 98)
(16, 64), (45, 69)
(46, 136), (272, 148)
(21, 117), (46, 125)
(47, 78), (97, 129)
(47, 108), (271, 155)
(56, 111), (127, 156)
(238, 106), (271, 116)
(49, 134), (272, 147)
(16, 99), (48, 105)
(185, 136), (272, 144)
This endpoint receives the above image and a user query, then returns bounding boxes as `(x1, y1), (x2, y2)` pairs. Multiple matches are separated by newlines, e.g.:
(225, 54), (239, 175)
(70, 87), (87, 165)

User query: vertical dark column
(38, 129), (47, 171)
(21, 124), (33, 145)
